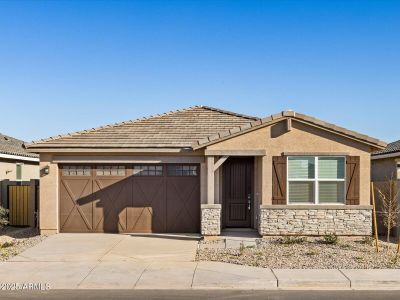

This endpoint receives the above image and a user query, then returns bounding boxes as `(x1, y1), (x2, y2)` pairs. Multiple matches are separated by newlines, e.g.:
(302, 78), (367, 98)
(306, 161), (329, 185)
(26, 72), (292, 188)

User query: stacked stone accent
(201, 204), (221, 236)
(259, 205), (372, 236)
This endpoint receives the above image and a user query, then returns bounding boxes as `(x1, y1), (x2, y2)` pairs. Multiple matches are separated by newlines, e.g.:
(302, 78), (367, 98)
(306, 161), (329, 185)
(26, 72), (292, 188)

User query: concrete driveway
(10, 233), (198, 263)
(3, 234), (398, 290)
(0, 233), (276, 290)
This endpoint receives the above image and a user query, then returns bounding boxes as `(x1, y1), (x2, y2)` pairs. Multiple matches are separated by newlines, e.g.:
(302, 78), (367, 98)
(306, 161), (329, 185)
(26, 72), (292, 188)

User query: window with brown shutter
(346, 156), (360, 205)
(272, 156), (287, 204)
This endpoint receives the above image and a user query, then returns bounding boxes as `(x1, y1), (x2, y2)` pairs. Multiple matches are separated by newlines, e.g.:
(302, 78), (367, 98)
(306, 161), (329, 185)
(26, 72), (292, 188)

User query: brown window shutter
(272, 156), (287, 205)
(346, 156), (360, 205)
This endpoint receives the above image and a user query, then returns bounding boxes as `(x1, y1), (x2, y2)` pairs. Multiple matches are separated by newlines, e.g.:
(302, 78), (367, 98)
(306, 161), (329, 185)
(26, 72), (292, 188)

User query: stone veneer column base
(201, 204), (221, 236)
(258, 205), (372, 236)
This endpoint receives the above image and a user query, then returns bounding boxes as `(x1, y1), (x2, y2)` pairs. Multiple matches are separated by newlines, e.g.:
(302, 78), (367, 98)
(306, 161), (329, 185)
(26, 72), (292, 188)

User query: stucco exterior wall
(39, 154), (59, 234)
(207, 120), (373, 206)
(371, 157), (398, 182)
(371, 156), (400, 237)
(0, 159), (39, 181)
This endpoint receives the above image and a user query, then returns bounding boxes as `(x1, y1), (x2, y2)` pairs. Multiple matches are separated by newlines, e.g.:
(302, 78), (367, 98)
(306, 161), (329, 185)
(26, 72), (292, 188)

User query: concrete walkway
(1, 234), (400, 290)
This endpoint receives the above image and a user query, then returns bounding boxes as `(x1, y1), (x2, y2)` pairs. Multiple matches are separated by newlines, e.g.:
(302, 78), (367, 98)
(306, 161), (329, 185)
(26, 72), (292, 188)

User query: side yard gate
(0, 179), (39, 227)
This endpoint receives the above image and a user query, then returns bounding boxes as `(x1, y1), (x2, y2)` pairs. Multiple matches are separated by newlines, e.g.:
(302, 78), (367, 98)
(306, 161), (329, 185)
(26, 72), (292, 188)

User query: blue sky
(0, 0), (399, 143)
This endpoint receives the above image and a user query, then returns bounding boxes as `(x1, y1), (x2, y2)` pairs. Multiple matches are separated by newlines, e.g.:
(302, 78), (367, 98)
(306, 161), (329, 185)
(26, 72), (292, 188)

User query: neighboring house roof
(192, 110), (387, 150)
(26, 106), (386, 152)
(372, 140), (400, 158)
(0, 133), (39, 159)
(27, 106), (259, 150)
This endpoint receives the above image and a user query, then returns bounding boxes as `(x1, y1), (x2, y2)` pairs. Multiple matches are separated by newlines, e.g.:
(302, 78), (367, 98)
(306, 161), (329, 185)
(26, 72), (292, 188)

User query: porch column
(201, 156), (222, 236)
(207, 156), (215, 204)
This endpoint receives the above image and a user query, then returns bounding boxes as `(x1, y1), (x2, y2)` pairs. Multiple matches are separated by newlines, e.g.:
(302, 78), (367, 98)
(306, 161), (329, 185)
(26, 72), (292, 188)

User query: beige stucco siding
(39, 154), (59, 234)
(207, 120), (373, 205)
(371, 157), (398, 182)
(0, 159), (39, 181)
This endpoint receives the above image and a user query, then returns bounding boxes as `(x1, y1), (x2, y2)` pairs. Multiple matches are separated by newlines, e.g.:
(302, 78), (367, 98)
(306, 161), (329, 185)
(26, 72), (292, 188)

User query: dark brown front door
(222, 157), (253, 228)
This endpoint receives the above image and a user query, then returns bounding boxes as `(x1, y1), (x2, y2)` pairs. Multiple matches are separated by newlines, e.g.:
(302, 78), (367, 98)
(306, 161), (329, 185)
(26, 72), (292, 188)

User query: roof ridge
(199, 105), (259, 120)
(28, 105), (208, 145)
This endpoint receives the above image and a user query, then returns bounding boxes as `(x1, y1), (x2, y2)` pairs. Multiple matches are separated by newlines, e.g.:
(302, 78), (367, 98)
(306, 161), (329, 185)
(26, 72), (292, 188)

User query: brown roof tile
(27, 106), (258, 150)
(0, 133), (39, 158)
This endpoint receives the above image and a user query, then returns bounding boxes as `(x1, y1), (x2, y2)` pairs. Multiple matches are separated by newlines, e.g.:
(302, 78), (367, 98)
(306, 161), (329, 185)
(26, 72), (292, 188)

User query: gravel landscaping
(197, 236), (400, 269)
(0, 226), (47, 261)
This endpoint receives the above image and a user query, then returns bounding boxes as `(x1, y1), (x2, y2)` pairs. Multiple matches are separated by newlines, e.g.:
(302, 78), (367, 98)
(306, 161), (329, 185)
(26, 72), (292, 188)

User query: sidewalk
(1, 260), (400, 290)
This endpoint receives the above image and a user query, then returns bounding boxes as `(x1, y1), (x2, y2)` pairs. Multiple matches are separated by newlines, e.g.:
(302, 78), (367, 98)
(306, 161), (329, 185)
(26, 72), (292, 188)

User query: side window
(16, 163), (23, 181)
(133, 165), (163, 176)
(167, 165), (198, 176)
(397, 163), (400, 180)
(62, 166), (91, 176)
(96, 166), (125, 176)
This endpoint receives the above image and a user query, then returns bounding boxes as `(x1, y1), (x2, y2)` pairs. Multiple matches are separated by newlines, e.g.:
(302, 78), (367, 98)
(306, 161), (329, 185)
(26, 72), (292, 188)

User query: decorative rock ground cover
(196, 236), (400, 269)
(0, 227), (47, 261)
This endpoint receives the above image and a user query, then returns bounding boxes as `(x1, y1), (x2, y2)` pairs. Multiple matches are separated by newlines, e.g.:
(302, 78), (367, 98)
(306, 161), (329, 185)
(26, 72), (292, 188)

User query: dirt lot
(197, 236), (400, 269)
(0, 226), (47, 261)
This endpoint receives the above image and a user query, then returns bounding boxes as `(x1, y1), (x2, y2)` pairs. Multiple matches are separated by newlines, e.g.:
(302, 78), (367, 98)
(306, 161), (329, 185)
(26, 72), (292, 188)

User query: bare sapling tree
(376, 174), (400, 242)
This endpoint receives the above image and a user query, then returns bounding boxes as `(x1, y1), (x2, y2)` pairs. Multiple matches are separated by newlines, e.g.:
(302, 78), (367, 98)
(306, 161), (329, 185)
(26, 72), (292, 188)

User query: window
(16, 163), (23, 181)
(397, 163), (400, 180)
(96, 165), (125, 176)
(167, 165), (198, 176)
(287, 156), (345, 204)
(133, 165), (163, 176)
(62, 166), (91, 176)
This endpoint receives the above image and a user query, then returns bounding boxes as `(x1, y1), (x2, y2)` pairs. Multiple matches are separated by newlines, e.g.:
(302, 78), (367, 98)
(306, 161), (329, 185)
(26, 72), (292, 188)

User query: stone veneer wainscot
(201, 204), (221, 236)
(259, 205), (372, 236)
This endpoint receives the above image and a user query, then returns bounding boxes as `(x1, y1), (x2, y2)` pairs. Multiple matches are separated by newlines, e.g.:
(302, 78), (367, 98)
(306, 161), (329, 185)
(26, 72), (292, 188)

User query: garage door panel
(93, 178), (131, 233)
(60, 164), (200, 234)
(127, 207), (153, 233)
(131, 177), (166, 232)
(166, 177), (200, 233)
(60, 178), (93, 232)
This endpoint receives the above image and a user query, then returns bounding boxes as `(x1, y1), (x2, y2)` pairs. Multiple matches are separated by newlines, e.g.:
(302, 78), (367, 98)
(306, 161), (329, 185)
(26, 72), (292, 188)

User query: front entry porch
(201, 150), (266, 236)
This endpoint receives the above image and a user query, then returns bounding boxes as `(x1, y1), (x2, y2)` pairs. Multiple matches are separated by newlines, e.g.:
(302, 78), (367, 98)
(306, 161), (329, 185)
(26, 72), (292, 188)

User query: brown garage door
(59, 164), (200, 233)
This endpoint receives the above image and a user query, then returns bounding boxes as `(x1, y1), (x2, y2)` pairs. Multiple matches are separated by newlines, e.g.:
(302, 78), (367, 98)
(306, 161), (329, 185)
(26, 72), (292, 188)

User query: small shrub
(306, 249), (320, 256)
(323, 234), (338, 245)
(278, 236), (307, 245)
(339, 243), (352, 250)
(0, 241), (14, 248)
(361, 236), (374, 246)
(0, 206), (9, 228)
(239, 242), (245, 256)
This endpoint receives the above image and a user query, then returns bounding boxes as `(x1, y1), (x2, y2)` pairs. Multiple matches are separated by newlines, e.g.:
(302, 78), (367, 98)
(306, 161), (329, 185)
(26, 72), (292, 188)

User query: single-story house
(372, 140), (400, 181)
(0, 133), (39, 181)
(0, 133), (39, 207)
(371, 140), (400, 236)
(26, 106), (386, 236)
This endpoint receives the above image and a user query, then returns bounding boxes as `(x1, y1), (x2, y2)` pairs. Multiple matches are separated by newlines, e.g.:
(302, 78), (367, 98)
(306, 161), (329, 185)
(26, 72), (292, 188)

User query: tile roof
(27, 106), (259, 150)
(0, 133), (39, 158)
(372, 140), (400, 157)
(192, 110), (387, 150)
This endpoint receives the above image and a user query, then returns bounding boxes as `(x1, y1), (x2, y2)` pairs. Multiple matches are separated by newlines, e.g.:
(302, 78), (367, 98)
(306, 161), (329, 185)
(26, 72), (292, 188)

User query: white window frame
(287, 156), (346, 205)
(16, 163), (23, 181)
